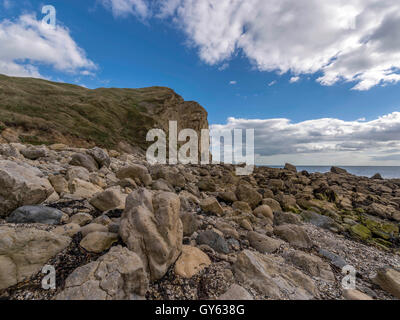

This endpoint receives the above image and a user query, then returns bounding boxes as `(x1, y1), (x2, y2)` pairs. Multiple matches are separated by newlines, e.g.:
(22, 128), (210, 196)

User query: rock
(371, 173), (383, 180)
(119, 188), (183, 281)
(318, 249), (347, 269)
(70, 153), (98, 172)
(0, 144), (20, 158)
(200, 197), (224, 216)
(180, 212), (200, 237)
(217, 284), (253, 300)
(232, 201), (252, 214)
(1, 128), (19, 142)
(80, 232), (118, 253)
(87, 147), (110, 168)
(236, 184), (262, 209)
(274, 211), (302, 226)
(69, 178), (103, 198)
(284, 250), (335, 282)
(218, 191), (237, 204)
(116, 164), (152, 186)
(48, 174), (69, 194)
(21, 146), (47, 160)
(52, 223), (81, 237)
(0, 160), (54, 217)
(233, 250), (318, 299)
(70, 212), (93, 226)
(350, 224), (372, 240)
(198, 179), (216, 192)
(152, 179), (173, 192)
(215, 221), (239, 240)
(196, 230), (230, 254)
(90, 188), (126, 212)
(174, 245), (211, 278)
(55, 246), (148, 300)
(372, 268), (400, 299)
(253, 205), (274, 221)
(6, 205), (64, 225)
(262, 198), (282, 212)
(284, 163), (297, 172)
(0, 225), (70, 290)
(343, 289), (373, 300)
(80, 223), (108, 237)
(301, 211), (336, 230)
(274, 224), (313, 249)
(66, 166), (90, 182)
(247, 231), (283, 253)
(331, 166), (347, 174)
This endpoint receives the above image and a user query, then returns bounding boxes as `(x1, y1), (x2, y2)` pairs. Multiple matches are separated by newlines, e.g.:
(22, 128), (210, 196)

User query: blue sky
(1, 0), (400, 165)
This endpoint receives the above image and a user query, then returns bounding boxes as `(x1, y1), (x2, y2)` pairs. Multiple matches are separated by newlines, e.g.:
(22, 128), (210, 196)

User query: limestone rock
(87, 147), (110, 168)
(372, 268), (400, 299)
(236, 184), (262, 209)
(80, 232), (118, 253)
(119, 188), (183, 281)
(0, 225), (70, 290)
(174, 245), (211, 278)
(343, 289), (373, 300)
(217, 284), (253, 300)
(274, 224), (313, 249)
(90, 188), (126, 212)
(116, 164), (152, 186)
(52, 223), (81, 237)
(70, 153), (98, 172)
(48, 174), (69, 194)
(253, 205), (274, 221)
(262, 198), (282, 212)
(55, 246), (148, 300)
(70, 212), (93, 226)
(196, 230), (229, 254)
(0, 160), (54, 217)
(80, 223), (108, 237)
(247, 231), (284, 254)
(200, 197), (224, 216)
(69, 178), (103, 198)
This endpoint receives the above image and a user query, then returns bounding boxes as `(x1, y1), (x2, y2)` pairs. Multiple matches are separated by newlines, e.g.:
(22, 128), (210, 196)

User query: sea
(265, 166), (400, 179)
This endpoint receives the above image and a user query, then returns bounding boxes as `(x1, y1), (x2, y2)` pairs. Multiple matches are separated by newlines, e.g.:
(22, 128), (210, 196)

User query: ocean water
(266, 166), (400, 179)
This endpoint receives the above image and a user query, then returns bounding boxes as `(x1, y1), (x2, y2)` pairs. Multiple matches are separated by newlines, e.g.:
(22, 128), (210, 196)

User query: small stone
(70, 212), (93, 226)
(80, 232), (119, 253)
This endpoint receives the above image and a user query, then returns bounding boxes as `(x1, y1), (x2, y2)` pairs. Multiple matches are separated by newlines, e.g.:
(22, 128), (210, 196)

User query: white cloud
(211, 112), (400, 165)
(0, 14), (95, 78)
(268, 80), (277, 86)
(290, 76), (300, 83)
(229, 80), (237, 85)
(218, 62), (229, 71)
(102, 0), (150, 18)
(106, 0), (400, 91)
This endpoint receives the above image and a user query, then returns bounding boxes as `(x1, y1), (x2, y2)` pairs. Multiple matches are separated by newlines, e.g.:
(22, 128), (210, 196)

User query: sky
(0, 0), (400, 165)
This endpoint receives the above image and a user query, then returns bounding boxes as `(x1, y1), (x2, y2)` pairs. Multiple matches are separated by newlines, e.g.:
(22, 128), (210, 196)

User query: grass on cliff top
(0, 74), (185, 149)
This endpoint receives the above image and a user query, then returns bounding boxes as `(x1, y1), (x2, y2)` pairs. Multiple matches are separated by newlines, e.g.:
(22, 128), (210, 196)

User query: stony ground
(0, 142), (399, 300)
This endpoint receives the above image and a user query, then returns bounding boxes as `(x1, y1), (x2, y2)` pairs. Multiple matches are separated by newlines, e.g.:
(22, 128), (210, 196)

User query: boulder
(90, 188), (127, 212)
(87, 147), (110, 168)
(372, 268), (400, 299)
(70, 212), (93, 226)
(21, 146), (47, 160)
(55, 246), (148, 300)
(0, 160), (54, 217)
(331, 166), (347, 174)
(253, 205), (274, 221)
(196, 230), (229, 254)
(284, 163), (297, 172)
(0, 225), (70, 290)
(48, 174), (69, 194)
(70, 153), (98, 172)
(236, 184), (262, 209)
(274, 224), (313, 249)
(68, 178), (103, 198)
(6, 205), (64, 225)
(232, 201), (252, 214)
(247, 231), (283, 254)
(371, 173), (383, 180)
(174, 245), (211, 278)
(233, 250), (318, 299)
(274, 211), (302, 226)
(262, 198), (282, 212)
(80, 232), (118, 253)
(180, 212), (200, 237)
(218, 191), (237, 204)
(200, 197), (224, 216)
(116, 164), (152, 186)
(119, 188), (183, 281)
(343, 289), (373, 300)
(52, 223), (81, 237)
(80, 223), (108, 237)
(66, 166), (90, 182)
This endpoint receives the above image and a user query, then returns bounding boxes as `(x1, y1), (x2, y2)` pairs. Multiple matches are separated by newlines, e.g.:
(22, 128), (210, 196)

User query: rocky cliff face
(0, 74), (209, 153)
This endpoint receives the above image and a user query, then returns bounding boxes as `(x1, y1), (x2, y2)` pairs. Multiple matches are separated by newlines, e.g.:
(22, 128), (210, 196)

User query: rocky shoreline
(0, 142), (399, 300)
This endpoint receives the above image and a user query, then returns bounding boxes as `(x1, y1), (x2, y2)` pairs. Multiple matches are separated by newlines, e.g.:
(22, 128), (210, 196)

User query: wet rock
(119, 188), (183, 281)
(6, 205), (64, 225)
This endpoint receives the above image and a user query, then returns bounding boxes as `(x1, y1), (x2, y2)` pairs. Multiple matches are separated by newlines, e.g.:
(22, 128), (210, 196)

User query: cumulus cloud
(290, 76), (300, 83)
(104, 0), (400, 91)
(0, 14), (95, 78)
(211, 112), (400, 165)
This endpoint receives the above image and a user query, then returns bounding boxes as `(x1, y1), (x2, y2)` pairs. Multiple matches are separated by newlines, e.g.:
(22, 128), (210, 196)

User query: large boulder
(274, 224), (313, 249)
(90, 188), (127, 212)
(70, 153), (98, 172)
(372, 268), (400, 299)
(236, 184), (262, 209)
(117, 164), (152, 186)
(233, 250), (318, 299)
(0, 226), (71, 290)
(21, 146), (47, 160)
(119, 188), (183, 281)
(6, 205), (64, 225)
(68, 178), (103, 198)
(55, 246), (148, 300)
(0, 160), (54, 217)
(87, 147), (110, 168)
